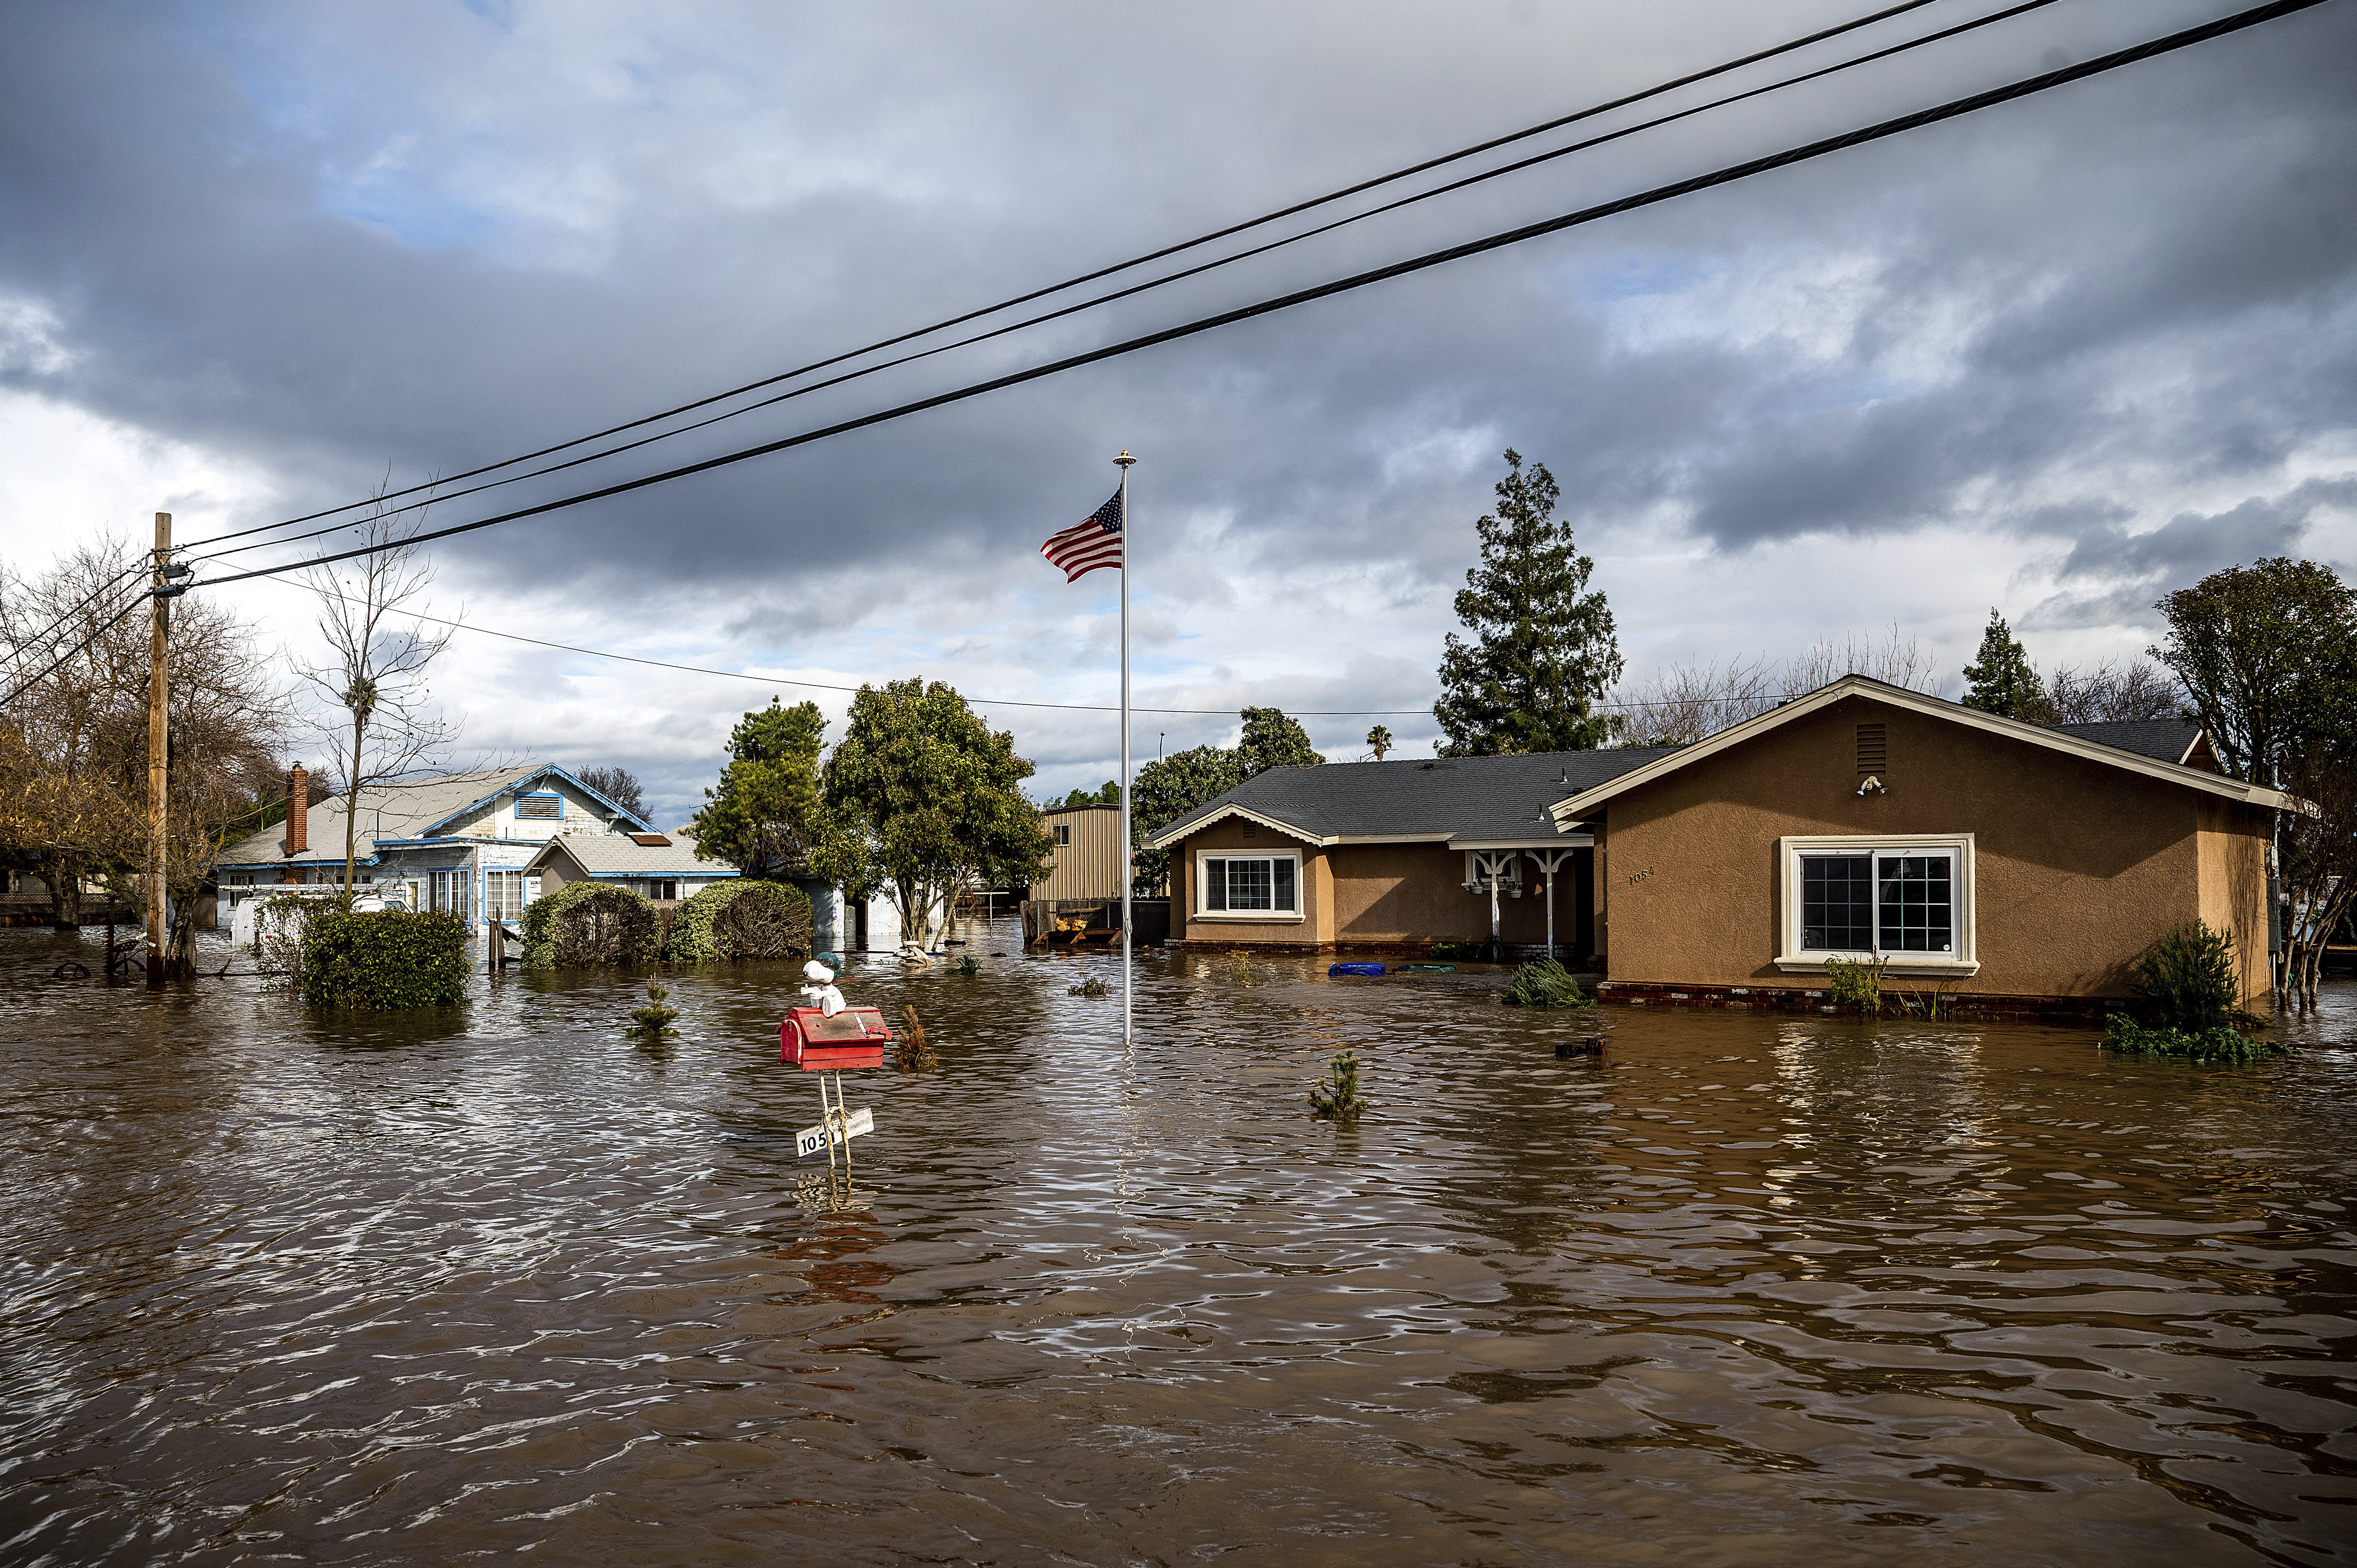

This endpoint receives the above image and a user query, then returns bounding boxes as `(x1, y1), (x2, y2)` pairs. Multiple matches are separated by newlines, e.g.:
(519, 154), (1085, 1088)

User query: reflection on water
(1, 920), (2353, 1566)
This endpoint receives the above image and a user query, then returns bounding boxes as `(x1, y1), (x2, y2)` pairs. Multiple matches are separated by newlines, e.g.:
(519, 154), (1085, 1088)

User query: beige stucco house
(1148, 676), (2290, 1018)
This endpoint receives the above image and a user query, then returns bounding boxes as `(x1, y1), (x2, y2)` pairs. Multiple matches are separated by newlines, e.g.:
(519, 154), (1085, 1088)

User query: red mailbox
(780, 1006), (892, 1071)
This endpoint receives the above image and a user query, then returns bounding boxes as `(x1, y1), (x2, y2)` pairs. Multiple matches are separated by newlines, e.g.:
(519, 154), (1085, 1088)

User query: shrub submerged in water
(2102, 1016), (2285, 1061)
(298, 909), (469, 1010)
(523, 883), (663, 969)
(2102, 921), (2277, 1061)
(1502, 959), (1592, 1009)
(666, 881), (814, 964)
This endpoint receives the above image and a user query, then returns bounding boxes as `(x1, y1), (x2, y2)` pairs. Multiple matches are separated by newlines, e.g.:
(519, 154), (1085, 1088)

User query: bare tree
(291, 492), (457, 903)
(1613, 627), (1939, 747)
(2046, 657), (2181, 724)
(0, 538), (288, 959)
(1784, 624), (1940, 694)
(1611, 656), (1780, 746)
(2279, 748), (2357, 1011)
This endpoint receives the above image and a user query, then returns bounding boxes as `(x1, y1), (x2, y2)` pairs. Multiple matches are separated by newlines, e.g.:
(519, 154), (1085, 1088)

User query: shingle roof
(2048, 720), (2202, 766)
(1148, 748), (1674, 848)
(528, 833), (732, 876)
(218, 767), (526, 866)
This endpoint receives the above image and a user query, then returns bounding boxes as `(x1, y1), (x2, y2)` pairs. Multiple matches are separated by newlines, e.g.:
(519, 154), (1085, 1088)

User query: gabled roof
(1547, 676), (2292, 824)
(219, 766), (520, 866)
(2048, 719), (2208, 768)
(1146, 748), (1673, 851)
(527, 832), (732, 878)
(216, 762), (657, 867)
(420, 764), (655, 837)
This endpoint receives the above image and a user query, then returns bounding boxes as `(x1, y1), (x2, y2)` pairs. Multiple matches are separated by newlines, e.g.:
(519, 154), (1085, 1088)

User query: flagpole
(1115, 449), (1136, 1050)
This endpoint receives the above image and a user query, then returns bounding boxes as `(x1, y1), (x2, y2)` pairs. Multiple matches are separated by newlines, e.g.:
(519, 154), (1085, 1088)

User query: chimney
(285, 764), (309, 857)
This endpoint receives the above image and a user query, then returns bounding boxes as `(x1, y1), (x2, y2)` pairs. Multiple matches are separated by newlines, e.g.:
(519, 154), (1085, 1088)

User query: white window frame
(1775, 833), (1979, 976)
(1193, 850), (1303, 922)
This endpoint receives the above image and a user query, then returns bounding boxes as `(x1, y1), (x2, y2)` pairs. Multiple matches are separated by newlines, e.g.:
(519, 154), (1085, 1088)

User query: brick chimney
(285, 764), (309, 857)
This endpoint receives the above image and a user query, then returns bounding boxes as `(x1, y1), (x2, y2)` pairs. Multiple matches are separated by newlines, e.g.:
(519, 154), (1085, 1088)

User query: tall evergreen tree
(1960, 610), (2050, 722)
(1433, 450), (1622, 754)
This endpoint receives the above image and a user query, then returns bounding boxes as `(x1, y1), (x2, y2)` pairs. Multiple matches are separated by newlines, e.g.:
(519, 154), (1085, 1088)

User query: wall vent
(1242, 822), (1257, 839)
(1856, 723), (1887, 777)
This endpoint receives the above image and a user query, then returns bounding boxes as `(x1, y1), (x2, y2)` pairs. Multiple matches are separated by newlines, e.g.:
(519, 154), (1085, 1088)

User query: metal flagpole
(1115, 449), (1136, 1049)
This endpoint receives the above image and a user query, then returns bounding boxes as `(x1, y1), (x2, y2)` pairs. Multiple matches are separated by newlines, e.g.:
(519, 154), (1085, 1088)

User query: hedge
(298, 908), (470, 1011)
(523, 881), (663, 969)
(667, 879), (814, 963)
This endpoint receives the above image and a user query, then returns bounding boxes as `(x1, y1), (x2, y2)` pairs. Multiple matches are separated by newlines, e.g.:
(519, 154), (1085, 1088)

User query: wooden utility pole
(145, 511), (170, 987)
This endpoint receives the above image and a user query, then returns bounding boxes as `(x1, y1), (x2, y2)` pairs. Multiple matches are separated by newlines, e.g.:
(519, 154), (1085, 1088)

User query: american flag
(1040, 487), (1124, 582)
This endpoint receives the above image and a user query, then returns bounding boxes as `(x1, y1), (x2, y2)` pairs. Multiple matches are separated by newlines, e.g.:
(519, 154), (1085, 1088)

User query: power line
(177, 0), (1949, 553)
(0, 587), (154, 711)
(1, 559), (144, 684)
(320, 594), (1842, 718)
(186, 0), (2071, 570)
(192, 0), (2324, 596)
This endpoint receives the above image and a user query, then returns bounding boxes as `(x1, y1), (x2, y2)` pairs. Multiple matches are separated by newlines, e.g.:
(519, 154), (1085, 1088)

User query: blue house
(216, 762), (662, 941)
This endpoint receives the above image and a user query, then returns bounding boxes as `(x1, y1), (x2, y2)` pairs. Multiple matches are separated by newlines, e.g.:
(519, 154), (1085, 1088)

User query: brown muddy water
(2, 921), (2353, 1568)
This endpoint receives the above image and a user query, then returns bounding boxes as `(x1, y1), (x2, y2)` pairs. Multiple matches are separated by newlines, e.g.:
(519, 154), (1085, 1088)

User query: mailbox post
(780, 1005), (893, 1177)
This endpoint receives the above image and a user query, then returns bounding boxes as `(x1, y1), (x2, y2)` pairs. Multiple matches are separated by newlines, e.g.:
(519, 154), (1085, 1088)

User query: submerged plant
(1308, 1051), (1368, 1119)
(2101, 1015), (2285, 1062)
(896, 1004), (938, 1070)
(1502, 958), (1593, 1009)
(1069, 976), (1108, 998)
(1226, 950), (1256, 984)
(628, 979), (679, 1037)
(1822, 954), (1888, 1016)
(954, 955), (981, 976)
(2127, 922), (2257, 1033)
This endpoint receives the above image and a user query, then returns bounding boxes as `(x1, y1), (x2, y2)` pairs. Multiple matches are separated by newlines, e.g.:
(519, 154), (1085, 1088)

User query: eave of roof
(1546, 675), (2296, 821)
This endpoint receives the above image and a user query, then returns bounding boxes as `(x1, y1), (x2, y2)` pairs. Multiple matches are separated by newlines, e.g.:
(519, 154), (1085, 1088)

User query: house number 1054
(1627, 867), (1654, 886)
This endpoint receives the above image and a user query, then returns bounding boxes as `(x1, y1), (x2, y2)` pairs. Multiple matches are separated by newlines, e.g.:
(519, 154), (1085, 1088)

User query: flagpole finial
(1114, 449), (1136, 467)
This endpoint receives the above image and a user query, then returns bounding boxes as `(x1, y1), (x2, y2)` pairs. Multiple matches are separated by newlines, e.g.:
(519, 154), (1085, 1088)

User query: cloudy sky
(3, 0), (2350, 826)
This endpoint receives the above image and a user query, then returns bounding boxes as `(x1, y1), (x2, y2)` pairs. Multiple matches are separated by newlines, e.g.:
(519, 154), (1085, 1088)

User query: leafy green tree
(1960, 610), (2052, 722)
(813, 679), (1053, 948)
(1366, 725), (1393, 761)
(1057, 779), (1121, 808)
(2151, 558), (2357, 785)
(689, 699), (826, 877)
(1434, 450), (1622, 754)
(1129, 708), (1323, 888)
(1238, 706), (1324, 774)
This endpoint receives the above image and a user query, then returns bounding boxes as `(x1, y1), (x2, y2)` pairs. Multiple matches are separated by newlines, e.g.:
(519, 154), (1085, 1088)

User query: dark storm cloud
(2, 0), (2352, 663)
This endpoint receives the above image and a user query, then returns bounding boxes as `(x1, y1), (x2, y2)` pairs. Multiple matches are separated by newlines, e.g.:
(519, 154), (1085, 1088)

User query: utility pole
(145, 511), (171, 988)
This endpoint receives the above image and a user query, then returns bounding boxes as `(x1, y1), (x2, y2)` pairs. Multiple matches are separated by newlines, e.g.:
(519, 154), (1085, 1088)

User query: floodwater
(2, 922), (2354, 1568)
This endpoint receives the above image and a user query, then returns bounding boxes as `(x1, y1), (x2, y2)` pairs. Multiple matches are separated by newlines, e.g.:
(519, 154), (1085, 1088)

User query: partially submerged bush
(666, 880), (813, 963)
(629, 979), (678, 1037)
(251, 890), (326, 987)
(524, 882), (662, 969)
(2102, 1015), (2285, 1062)
(1309, 1051), (1369, 1119)
(2128, 921), (2258, 1033)
(298, 909), (469, 1010)
(1502, 958), (1593, 1009)
(1823, 954), (1886, 1016)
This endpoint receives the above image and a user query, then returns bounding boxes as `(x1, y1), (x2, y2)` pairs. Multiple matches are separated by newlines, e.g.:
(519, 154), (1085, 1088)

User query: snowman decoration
(797, 958), (846, 1018)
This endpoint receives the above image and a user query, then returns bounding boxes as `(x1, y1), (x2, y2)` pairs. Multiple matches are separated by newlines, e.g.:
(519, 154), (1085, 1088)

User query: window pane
(1203, 859), (1226, 912)
(1229, 857), (1273, 910)
(1272, 858), (1296, 912)
(1877, 854), (1953, 952)
(1801, 855), (1872, 951)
